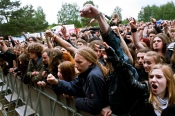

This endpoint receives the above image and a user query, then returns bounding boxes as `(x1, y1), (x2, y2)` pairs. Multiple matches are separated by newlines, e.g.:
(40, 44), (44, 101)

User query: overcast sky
(20, 0), (172, 24)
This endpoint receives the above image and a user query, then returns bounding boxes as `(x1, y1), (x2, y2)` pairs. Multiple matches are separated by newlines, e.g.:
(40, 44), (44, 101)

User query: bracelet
(131, 28), (137, 33)
(94, 12), (102, 19)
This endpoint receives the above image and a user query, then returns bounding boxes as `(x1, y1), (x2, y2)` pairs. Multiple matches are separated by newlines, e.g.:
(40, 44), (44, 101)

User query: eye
(149, 75), (154, 79)
(157, 75), (162, 79)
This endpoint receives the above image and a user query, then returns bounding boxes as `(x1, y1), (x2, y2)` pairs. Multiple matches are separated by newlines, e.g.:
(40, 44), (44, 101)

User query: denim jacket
(101, 29), (131, 65)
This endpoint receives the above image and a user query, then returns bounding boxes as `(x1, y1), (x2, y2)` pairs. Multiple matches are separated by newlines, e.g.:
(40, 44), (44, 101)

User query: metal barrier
(0, 71), (100, 116)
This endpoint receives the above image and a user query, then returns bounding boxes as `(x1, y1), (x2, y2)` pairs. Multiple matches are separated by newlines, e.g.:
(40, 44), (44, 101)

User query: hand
(111, 26), (120, 35)
(80, 4), (100, 19)
(101, 106), (112, 116)
(61, 25), (67, 36)
(45, 30), (54, 38)
(151, 18), (157, 26)
(32, 71), (39, 76)
(37, 81), (47, 87)
(21, 32), (25, 35)
(47, 74), (58, 85)
(127, 17), (137, 29)
(162, 21), (168, 28)
(42, 71), (47, 77)
(9, 68), (14, 73)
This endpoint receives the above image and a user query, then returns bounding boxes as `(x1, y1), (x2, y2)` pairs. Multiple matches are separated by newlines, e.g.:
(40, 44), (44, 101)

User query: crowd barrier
(0, 71), (99, 116)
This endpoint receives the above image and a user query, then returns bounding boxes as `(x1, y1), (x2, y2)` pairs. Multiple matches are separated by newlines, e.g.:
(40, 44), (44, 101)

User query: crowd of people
(0, 4), (175, 116)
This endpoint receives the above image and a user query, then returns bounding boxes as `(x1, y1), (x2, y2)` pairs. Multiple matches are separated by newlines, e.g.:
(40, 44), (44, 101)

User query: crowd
(0, 4), (175, 116)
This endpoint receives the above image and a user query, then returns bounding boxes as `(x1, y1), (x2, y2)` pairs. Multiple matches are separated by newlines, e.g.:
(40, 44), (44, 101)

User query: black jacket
(52, 64), (108, 115)
(106, 47), (153, 116)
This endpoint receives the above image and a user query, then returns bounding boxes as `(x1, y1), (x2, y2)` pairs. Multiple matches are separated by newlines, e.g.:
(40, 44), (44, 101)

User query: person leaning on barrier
(46, 47), (108, 115)
(26, 43), (44, 84)
(37, 48), (76, 87)
(79, 4), (145, 116)
(0, 40), (17, 75)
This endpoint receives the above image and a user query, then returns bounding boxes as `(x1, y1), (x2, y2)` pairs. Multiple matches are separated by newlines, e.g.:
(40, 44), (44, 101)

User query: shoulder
(161, 104), (175, 116)
(88, 65), (105, 81)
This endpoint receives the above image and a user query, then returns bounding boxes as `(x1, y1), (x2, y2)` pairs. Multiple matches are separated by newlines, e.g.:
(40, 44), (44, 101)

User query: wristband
(131, 28), (137, 33)
(94, 12), (102, 19)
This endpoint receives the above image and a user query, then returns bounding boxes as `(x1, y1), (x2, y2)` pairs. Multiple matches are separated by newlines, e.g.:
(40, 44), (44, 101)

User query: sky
(20, 0), (173, 24)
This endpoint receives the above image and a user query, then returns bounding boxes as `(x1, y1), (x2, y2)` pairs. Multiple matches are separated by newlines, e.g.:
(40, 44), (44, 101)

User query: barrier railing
(0, 71), (98, 116)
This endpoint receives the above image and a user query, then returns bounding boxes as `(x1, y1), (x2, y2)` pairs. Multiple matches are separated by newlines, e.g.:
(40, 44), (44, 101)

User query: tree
(0, 3), (48, 36)
(160, 1), (175, 20)
(57, 2), (81, 27)
(112, 6), (122, 20)
(33, 6), (48, 31)
(138, 1), (175, 22)
(138, 5), (152, 22)
(0, 0), (21, 23)
(81, 0), (98, 27)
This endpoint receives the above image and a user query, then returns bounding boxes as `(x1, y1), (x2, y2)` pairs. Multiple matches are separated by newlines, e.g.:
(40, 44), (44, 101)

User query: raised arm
(128, 17), (145, 51)
(80, 4), (131, 64)
(44, 33), (53, 49)
(80, 4), (110, 34)
(111, 26), (133, 64)
(45, 30), (77, 54)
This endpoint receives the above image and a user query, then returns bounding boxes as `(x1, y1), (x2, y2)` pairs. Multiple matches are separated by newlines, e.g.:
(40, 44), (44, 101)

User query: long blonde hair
(76, 47), (108, 78)
(148, 64), (175, 112)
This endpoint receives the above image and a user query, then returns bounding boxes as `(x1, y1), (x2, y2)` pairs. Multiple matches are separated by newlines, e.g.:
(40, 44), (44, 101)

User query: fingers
(103, 42), (109, 49)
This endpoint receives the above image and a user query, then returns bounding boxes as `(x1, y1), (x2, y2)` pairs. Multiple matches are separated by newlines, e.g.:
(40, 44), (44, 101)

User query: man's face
(42, 52), (49, 64)
(77, 42), (85, 48)
(70, 36), (77, 45)
(74, 53), (92, 73)
(148, 33), (156, 40)
(152, 37), (163, 51)
(137, 52), (146, 67)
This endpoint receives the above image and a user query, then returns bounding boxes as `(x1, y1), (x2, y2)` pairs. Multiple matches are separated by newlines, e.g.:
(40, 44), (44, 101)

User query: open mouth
(152, 84), (158, 89)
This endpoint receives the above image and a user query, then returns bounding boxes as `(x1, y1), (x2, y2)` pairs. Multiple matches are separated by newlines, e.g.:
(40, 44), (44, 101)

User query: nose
(75, 63), (78, 68)
(150, 76), (157, 82)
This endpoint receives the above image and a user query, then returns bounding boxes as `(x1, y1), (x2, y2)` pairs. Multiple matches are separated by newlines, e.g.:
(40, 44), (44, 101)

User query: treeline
(138, 1), (175, 22)
(0, 0), (175, 36)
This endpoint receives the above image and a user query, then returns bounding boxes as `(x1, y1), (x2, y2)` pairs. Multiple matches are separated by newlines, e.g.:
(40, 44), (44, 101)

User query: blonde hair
(76, 47), (108, 78)
(149, 64), (175, 112)
(145, 51), (164, 64)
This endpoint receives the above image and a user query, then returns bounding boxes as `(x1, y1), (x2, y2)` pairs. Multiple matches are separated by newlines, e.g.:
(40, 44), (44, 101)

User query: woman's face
(143, 55), (156, 73)
(57, 67), (63, 80)
(153, 37), (163, 51)
(74, 54), (92, 73)
(149, 69), (167, 99)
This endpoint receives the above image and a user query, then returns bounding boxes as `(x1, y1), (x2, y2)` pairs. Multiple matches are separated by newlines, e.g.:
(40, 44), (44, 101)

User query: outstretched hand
(45, 30), (54, 38)
(80, 4), (100, 19)
(127, 17), (137, 29)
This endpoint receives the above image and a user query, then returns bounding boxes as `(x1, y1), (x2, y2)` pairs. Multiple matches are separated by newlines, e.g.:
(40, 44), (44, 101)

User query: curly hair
(27, 43), (43, 57)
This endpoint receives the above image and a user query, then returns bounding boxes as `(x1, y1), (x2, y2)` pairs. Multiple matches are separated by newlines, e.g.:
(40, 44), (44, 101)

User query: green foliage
(0, 0), (48, 36)
(138, 1), (175, 22)
(57, 2), (81, 27)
